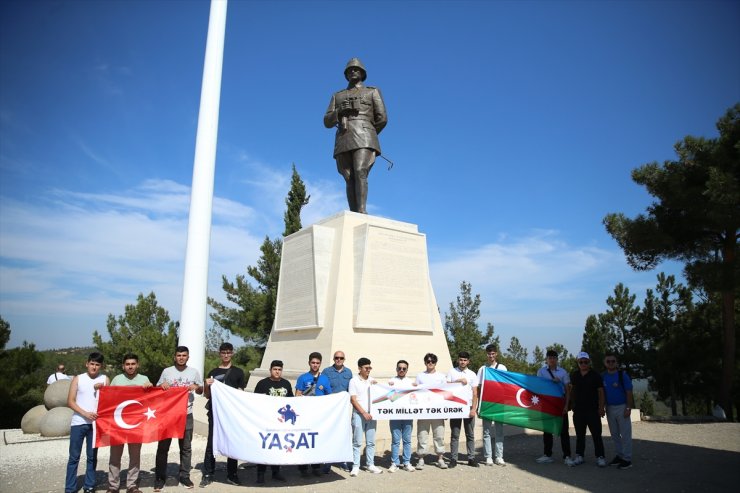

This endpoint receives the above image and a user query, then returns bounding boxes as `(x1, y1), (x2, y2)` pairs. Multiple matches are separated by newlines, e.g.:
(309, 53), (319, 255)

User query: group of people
(64, 347), (205, 493)
(63, 343), (634, 492)
(346, 346), (507, 476)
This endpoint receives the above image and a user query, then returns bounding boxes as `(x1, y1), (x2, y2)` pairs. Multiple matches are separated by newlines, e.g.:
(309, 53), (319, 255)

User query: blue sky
(1, 0), (738, 356)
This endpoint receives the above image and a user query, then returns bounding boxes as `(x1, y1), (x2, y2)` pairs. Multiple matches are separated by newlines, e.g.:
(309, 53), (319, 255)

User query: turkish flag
(95, 386), (188, 448)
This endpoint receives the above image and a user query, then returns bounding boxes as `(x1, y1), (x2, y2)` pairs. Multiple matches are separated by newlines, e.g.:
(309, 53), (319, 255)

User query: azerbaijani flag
(479, 368), (565, 435)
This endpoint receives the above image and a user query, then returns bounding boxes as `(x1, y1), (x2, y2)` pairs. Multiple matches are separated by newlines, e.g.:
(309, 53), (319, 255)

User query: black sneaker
(618, 460), (632, 470)
(256, 472), (265, 485)
(272, 471), (286, 482)
(83, 489), (95, 493)
(468, 458), (480, 467)
(449, 459), (458, 468)
(609, 456), (622, 466)
(199, 475), (213, 488)
(226, 474), (241, 486)
(153, 480), (165, 492)
(180, 477), (194, 489)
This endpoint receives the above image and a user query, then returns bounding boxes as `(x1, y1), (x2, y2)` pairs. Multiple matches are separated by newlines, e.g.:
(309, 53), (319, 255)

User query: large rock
(44, 379), (71, 409)
(20, 405), (48, 434)
(39, 407), (73, 437)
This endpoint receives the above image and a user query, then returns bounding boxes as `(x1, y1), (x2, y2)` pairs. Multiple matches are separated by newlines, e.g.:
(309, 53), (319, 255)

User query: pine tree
(208, 165), (310, 347)
(92, 292), (178, 380)
(444, 281), (497, 370)
(604, 104), (739, 418)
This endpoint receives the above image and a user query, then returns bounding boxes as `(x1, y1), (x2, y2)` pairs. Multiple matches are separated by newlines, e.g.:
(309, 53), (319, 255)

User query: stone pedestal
(247, 211), (452, 390)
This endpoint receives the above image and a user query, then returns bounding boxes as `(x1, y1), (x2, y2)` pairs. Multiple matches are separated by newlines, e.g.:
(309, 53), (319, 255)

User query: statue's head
(344, 58), (367, 81)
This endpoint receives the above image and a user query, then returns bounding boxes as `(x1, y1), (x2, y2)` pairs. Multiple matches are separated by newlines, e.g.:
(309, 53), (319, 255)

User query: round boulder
(20, 405), (48, 434)
(44, 379), (71, 409)
(39, 406), (73, 437)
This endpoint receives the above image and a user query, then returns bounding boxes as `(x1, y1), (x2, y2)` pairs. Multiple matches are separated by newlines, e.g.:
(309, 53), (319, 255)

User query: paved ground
(2, 422), (739, 493)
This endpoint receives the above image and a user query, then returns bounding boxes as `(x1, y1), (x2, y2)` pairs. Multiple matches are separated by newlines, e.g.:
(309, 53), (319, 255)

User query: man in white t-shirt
(535, 349), (572, 465)
(477, 344), (507, 466)
(415, 353), (448, 470)
(47, 364), (71, 384)
(154, 346), (203, 491)
(65, 352), (109, 493)
(348, 357), (383, 476)
(387, 360), (416, 472)
(447, 351), (479, 468)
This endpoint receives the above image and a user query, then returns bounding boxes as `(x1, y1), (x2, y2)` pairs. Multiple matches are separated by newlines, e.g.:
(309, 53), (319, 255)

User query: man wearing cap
(568, 352), (606, 468)
(253, 360), (293, 484)
(324, 58), (388, 214)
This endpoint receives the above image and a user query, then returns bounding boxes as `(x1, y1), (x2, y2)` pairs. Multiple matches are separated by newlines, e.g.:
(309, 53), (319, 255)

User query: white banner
(210, 381), (353, 465)
(369, 382), (472, 420)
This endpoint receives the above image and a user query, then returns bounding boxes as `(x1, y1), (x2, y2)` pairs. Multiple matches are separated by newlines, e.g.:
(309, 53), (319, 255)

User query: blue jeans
(351, 411), (377, 468)
(66, 423), (97, 492)
(482, 419), (504, 460)
(389, 420), (413, 465)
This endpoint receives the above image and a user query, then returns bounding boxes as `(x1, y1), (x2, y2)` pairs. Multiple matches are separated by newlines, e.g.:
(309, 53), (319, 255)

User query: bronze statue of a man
(324, 58), (387, 214)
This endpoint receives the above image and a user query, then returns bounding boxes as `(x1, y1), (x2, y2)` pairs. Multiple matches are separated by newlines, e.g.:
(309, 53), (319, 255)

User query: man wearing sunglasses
(387, 360), (416, 472)
(602, 353), (634, 470)
(322, 351), (353, 394)
(321, 350), (353, 472)
(568, 352), (606, 468)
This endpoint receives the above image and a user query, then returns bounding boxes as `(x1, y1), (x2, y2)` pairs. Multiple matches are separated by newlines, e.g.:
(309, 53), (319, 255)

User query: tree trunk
(719, 233), (736, 421)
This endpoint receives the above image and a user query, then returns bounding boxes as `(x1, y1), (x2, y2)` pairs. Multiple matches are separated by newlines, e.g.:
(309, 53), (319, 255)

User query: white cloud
(428, 230), (681, 354)
(0, 180), (263, 348)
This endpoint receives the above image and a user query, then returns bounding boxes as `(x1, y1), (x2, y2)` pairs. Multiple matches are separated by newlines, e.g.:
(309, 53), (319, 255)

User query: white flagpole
(178, 0), (228, 378)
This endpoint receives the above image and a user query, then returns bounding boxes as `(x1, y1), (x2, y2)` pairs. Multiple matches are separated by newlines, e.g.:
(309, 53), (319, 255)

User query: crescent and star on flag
(113, 400), (157, 429)
(515, 388), (541, 409)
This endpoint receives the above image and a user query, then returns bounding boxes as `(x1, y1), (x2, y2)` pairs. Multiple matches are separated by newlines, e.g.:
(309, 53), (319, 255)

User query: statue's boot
(355, 177), (368, 214)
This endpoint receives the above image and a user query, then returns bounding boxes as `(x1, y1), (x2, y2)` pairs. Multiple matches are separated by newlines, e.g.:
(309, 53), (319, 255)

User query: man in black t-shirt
(568, 352), (606, 468)
(253, 360), (294, 484)
(201, 342), (246, 487)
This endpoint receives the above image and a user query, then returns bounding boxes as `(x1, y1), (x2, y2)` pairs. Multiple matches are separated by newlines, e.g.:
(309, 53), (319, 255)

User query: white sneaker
(388, 464), (398, 473)
(485, 457), (494, 466)
(494, 458), (506, 466)
(366, 465), (383, 474)
(596, 456), (607, 468)
(570, 455), (584, 467)
(415, 458), (425, 470)
(403, 463), (415, 472)
(437, 459), (448, 469)
(564, 456), (575, 466)
(536, 455), (554, 464)
(349, 467), (359, 477)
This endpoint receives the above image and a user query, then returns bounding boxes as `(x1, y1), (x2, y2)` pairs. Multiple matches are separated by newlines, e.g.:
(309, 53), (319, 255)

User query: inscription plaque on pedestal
(274, 225), (334, 331)
(354, 224), (434, 331)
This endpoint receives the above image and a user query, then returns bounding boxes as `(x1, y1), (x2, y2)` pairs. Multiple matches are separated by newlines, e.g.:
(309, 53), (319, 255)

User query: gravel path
(2, 422), (738, 493)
